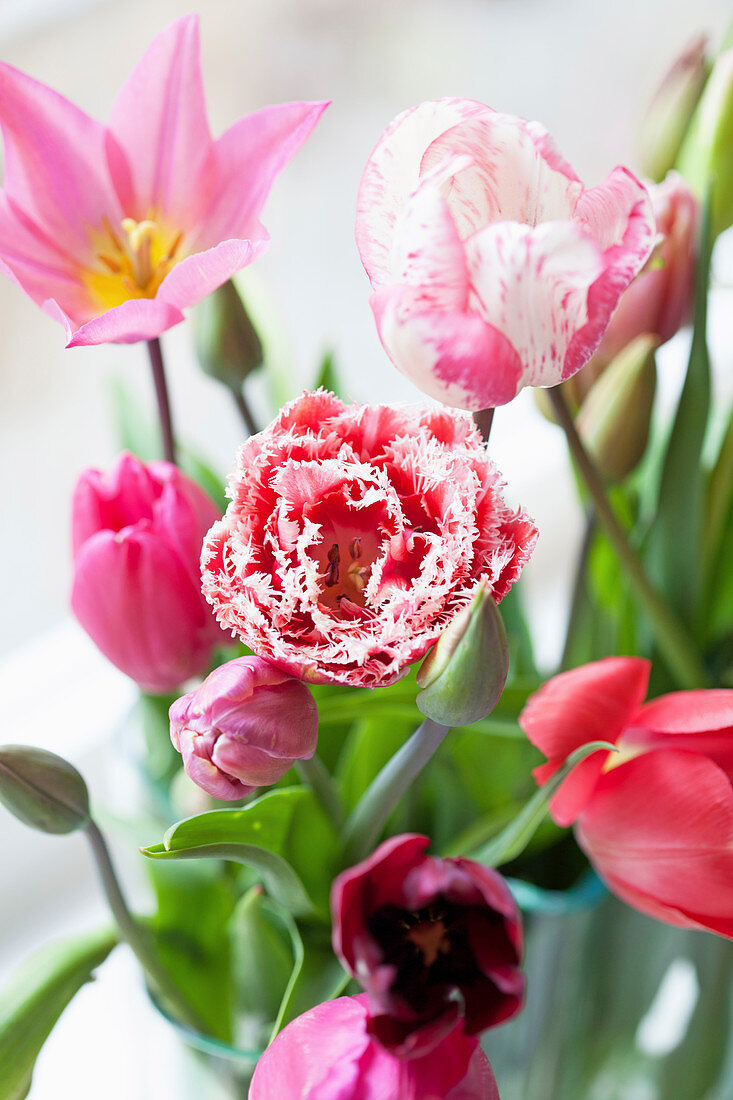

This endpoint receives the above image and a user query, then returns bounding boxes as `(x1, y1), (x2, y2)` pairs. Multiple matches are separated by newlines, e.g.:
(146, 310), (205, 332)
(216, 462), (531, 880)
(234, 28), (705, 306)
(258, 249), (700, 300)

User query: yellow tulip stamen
(83, 213), (186, 311)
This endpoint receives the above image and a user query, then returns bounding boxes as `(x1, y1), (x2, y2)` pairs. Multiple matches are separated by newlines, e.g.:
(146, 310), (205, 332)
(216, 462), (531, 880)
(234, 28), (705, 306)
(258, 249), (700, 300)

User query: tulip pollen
(84, 213), (185, 309)
(407, 918), (450, 967)
(317, 529), (376, 613)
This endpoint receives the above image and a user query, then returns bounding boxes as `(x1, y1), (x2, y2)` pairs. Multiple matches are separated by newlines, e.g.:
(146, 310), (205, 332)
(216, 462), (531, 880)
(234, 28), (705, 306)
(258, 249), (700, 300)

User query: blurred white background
(1, 0), (732, 1095)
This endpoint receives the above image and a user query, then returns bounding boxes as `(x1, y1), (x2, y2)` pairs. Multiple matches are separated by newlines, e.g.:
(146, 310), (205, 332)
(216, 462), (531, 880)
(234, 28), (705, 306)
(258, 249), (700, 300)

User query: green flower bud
(576, 334), (658, 483)
(0, 746), (90, 834)
(194, 279), (264, 392)
(638, 35), (709, 182)
(417, 585), (509, 726)
(677, 48), (733, 238)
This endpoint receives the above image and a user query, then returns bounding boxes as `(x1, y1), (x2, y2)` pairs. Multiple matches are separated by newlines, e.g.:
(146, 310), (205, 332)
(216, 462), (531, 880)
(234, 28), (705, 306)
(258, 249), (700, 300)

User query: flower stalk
(296, 756), (345, 827)
(147, 337), (177, 465)
(548, 385), (707, 689)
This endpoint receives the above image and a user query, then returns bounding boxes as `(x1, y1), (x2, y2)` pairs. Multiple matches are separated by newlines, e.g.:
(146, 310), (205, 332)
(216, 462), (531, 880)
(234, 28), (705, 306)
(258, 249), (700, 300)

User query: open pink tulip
(71, 452), (224, 694)
(169, 656), (318, 800)
(0, 15), (327, 346)
(202, 390), (536, 687)
(249, 995), (500, 1100)
(356, 98), (655, 409)
(520, 657), (733, 938)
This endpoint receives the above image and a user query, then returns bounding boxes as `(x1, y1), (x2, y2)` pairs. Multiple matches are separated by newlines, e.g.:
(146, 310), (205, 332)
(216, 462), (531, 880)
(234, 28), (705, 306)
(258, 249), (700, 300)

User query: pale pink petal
(66, 296), (184, 347)
(357, 98), (493, 288)
(157, 236), (268, 311)
(0, 61), (122, 258)
(465, 218), (606, 390)
(107, 14), (212, 224)
(192, 100), (330, 247)
(420, 113), (582, 238)
(372, 287), (523, 409)
(577, 749), (733, 936)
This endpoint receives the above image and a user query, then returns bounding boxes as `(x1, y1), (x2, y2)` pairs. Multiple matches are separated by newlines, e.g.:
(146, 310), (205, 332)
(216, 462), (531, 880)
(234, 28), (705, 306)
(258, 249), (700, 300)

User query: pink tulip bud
(588, 173), (699, 374)
(169, 656), (319, 800)
(71, 452), (224, 694)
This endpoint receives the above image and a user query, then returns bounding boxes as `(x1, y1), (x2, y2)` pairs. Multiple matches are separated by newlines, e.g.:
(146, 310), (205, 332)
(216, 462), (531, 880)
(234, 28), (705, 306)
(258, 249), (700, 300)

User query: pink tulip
(71, 452), (224, 694)
(589, 172), (699, 371)
(332, 834), (524, 1059)
(0, 15), (327, 346)
(520, 657), (733, 938)
(202, 391), (537, 688)
(169, 656), (318, 800)
(249, 995), (500, 1100)
(356, 99), (655, 410)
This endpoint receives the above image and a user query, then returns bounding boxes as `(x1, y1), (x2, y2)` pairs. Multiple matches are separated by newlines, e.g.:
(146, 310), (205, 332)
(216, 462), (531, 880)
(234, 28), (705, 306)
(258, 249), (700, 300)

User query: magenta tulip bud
(71, 452), (224, 694)
(169, 657), (319, 800)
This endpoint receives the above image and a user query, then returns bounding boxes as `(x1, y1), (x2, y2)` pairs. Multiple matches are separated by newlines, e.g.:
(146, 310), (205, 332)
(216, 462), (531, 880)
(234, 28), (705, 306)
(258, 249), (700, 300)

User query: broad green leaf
(142, 788), (338, 918)
(230, 887), (297, 1043)
(147, 859), (235, 1042)
(272, 926), (349, 1037)
(0, 927), (116, 1100)
(337, 717), (413, 812)
(470, 741), (616, 866)
(646, 194), (713, 627)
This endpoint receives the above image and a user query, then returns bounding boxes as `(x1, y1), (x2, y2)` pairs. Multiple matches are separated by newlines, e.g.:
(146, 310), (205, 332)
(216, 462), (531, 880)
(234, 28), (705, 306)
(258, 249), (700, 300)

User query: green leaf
(230, 886), (297, 1043)
(470, 740), (616, 866)
(702, 405), (733, 647)
(497, 581), (537, 677)
(646, 193), (713, 627)
(337, 717), (413, 812)
(314, 349), (345, 398)
(272, 925), (349, 1037)
(147, 859), (235, 1042)
(142, 788), (338, 918)
(0, 927), (116, 1100)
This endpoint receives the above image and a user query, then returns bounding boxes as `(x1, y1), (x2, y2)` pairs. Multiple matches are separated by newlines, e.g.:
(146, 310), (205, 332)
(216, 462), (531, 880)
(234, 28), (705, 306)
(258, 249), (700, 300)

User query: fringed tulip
(0, 15), (327, 346)
(331, 834), (524, 1059)
(520, 657), (733, 938)
(169, 656), (318, 800)
(71, 452), (223, 694)
(202, 390), (536, 687)
(356, 98), (655, 409)
(249, 995), (500, 1100)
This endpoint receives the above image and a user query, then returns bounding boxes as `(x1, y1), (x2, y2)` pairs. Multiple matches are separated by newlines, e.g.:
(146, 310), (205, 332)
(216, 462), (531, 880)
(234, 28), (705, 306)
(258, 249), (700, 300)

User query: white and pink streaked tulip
(356, 98), (656, 410)
(202, 390), (537, 688)
(0, 15), (327, 346)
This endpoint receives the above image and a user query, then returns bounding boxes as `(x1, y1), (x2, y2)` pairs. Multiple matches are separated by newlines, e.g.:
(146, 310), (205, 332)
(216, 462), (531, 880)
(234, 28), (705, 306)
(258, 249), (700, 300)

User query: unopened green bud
(0, 746), (90, 834)
(417, 585), (509, 726)
(638, 35), (710, 182)
(677, 48), (733, 237)
(194, 280), (264, 391)
(576, 334), (658, 483)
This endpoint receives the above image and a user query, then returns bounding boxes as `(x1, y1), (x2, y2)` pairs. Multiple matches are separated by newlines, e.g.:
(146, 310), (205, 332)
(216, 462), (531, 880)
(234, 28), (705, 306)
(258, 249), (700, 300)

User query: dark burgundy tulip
(331, 834), (525, 1059)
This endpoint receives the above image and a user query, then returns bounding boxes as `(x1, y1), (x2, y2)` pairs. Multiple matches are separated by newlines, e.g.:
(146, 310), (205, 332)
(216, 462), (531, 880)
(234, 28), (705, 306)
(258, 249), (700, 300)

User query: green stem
(84, 821), (206, 1033)
(296, 755), (345, 827)
(232, 386), (259, 437)
(340, 718), (450, 866)
(560, 506), (595, 671)
(549, 386), (707, 689)
(147, 338), (177, 464)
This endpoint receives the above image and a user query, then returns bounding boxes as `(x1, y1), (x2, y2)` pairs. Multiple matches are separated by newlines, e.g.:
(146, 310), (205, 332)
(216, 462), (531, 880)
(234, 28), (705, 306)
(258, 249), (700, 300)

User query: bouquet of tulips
(1, 16), (731, 1100)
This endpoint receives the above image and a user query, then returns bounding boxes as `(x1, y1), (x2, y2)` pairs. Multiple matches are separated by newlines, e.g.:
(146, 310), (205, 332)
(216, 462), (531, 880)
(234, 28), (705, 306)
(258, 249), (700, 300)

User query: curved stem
(560, 506), (595, 671)
(85, 820), (206, 1033)
(296, 755), (344, 827)
(473, 408), (495, 444)
(232, 386), (259, 437)
(340, 718), (450, 866)
(549, 386), (707, 689)
(147, 338), (176, 464)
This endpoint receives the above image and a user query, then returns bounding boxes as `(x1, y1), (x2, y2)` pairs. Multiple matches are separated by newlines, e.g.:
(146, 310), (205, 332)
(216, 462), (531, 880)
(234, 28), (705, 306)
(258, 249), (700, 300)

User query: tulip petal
(373, 288), (523, 409)
(357, 98), (493, 288)
(194, 100), (330, 247)
(636, 689), (733, 734)
(391, 178), (469, 311)
(466, 218), (606, 390)
(0, 62), (122, 259)
(420, 114), (582, 239)
(107, 14), (212, 223)
(157, 236), (269, 312)
(577, 749), (733, 937)
(65, 296), (185, 346)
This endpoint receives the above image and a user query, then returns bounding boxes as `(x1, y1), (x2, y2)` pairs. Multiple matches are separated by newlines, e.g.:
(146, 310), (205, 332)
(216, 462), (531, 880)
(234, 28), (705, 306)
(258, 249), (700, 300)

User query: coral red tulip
(202, 390), (536, 688)
(249, 995), (500, 1100)
(331, 834), (524, 1059)
(356, 98), (654, 409)
(520, 657), (733, 938)
(169, 656), (318, 800)
(71, 452), (223, 694)
(0, 15), (327, 346)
